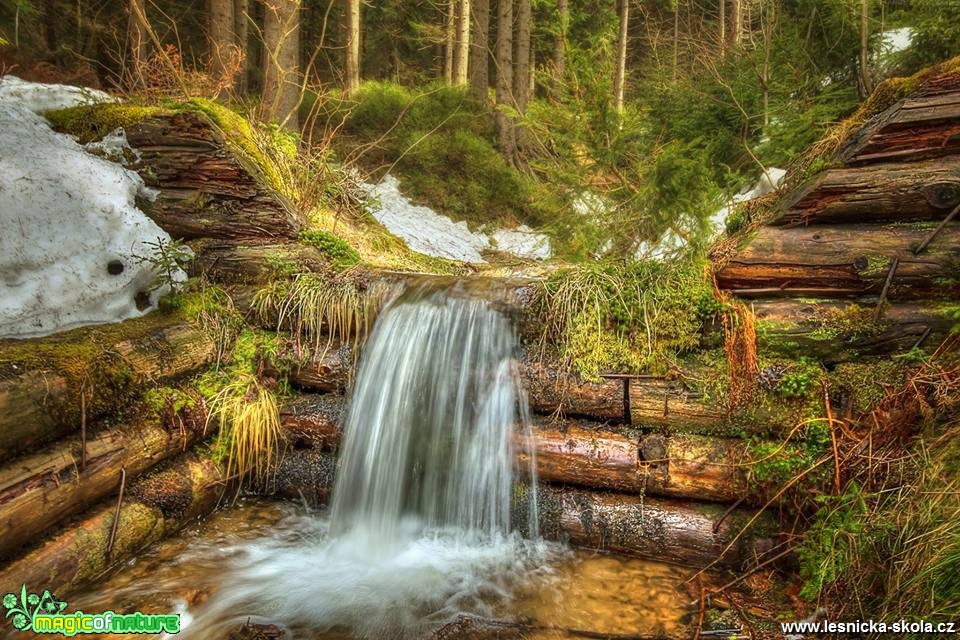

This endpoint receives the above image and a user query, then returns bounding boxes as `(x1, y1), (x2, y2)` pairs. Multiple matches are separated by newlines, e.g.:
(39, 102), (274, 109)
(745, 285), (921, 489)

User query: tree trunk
(731, 0), (742, 46)
(0, 456), (225, 599)
(495, 0), (517, 159)
(553, 0), (567, 80)
(454, 0), (471, 85)
(839, 92), (960, 165)
(672, 0), (679, 82)
(262, 0), (301, 130)
(189, 241), (330, 284)
(718, 0), (725, 52)
(469, 0), (491, 100)
(0, 320), (216, 460)
(209, 0), (236, 85)
(127, 0), (148, 87)
(614, 0), (629, 112)
(859, 0), (873, 97)
(715, 223), (960, 299)
(514, 484), (778, 570)
(0, 419), (207, 560)
(444, 0), (456, 83)
(235, 0), (250, 93)
(265, 341), (354, 393)
(776, 157), (960, 226)
(345, 0), (361, 94)
(513, 0), (531, 113)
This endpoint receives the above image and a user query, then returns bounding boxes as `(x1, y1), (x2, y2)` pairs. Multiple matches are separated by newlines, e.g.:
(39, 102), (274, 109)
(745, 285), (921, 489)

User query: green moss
(299, 230), (361, 271)
(859, 254), (894, 277)
(829, 360), (908, 413)
(776, 358), (824, 399)
(44, 103), (165, 143)
(73, 503), (165, 584)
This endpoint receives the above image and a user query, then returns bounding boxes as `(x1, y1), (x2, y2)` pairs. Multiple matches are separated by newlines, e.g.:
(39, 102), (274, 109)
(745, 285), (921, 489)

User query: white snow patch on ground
(365, 174), (553, 263)
(881, 27), (913, 56)
(0, 76), (184, 338)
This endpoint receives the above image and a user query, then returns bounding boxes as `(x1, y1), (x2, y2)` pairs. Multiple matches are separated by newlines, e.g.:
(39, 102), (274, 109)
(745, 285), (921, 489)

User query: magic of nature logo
(3, 585), (180, 636)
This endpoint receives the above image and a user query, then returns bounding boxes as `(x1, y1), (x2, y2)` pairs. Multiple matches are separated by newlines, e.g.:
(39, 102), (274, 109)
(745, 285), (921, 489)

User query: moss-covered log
(266, 342), (353, 393)
(715, 223), (960, 299)
(775, 157), (960, 226)
(0, 456), (225, 598)
(839, 92), (960, 165)
(517, 426), (750, 502)
(753, 298), (954, 360)
(521, 362), (625, 421)
(189, 241), (330, 285)
(513, 484), (777, 570)
(0, 318), (216, 459)
(0, 418), (205, 560)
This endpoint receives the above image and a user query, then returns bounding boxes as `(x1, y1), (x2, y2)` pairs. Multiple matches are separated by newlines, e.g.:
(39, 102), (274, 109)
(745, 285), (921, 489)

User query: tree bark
(775, 157), (960, 226)
(454, 0), (471, 85)
(265, 342), (354, 393)
(614, 0), (629, 113)
(235, 0), (250, 93)
(469, 0), (491, 100)
(0, 319), (216, 460)
(280, 394), (344, 449)
(731, 0), (742, 47)
(345, 0), (361, 94)
(209, 0), (236, 84)
(495, 0), (517, 159)
(513, 0), (532, 113)
(859, 0), (873, 97)
(444, 0), (456, 83)
(0, 456), (225, 599)
(189, 241), (330, 284)
(718, 0), (725, 53)
(262, 0), (301, 130)
(839, 92), (960, 165)
(553, 0), (567, 80)
(714, 223), (960, 299)
(0, 419), (207, 561)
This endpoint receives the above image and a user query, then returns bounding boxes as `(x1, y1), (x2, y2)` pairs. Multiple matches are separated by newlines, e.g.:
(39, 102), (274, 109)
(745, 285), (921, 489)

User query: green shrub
(299, 230), (361, 271)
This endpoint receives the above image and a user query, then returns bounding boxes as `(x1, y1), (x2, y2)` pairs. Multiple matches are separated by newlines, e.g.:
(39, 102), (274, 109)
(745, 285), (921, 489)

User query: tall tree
(454, 0), (471, 85)
(209, 0), (236, 84)
(444, 0), (455, 82)
(859, 0), (873, 96)
(553, 0), (568, 79)
(718, 0), (725, 53)
(513, 0), (531, 112)
(345, 0), (361, 94)
(262, 0), (301, 129)
(469, 0), (491, 100)
(732, 0), (743, 46)
(614, 0), (629, 112)
(235, 0), (249, 92)
(495, 0), (516, 160)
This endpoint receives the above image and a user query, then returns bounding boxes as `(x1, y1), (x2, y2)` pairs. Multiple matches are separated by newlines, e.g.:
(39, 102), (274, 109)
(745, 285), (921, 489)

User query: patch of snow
(491, 225), (552, 260)
(880, 27), (913, 56)
(85, 127), (142, 165)
(0, 74), (114, 113)
(0, 76), (184, 338)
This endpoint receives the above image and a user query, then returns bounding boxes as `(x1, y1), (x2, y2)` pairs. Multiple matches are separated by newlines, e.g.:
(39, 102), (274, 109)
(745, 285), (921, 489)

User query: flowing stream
(67, 281), (691, 638)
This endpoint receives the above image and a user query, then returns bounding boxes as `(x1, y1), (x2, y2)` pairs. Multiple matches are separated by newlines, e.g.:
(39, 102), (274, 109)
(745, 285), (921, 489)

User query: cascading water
(177, 280), (552, 639)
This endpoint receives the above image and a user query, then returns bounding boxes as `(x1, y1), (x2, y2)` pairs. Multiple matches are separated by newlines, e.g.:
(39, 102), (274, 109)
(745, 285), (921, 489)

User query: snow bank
(0, 76), (184, 338)
(365, 174), (552, 263)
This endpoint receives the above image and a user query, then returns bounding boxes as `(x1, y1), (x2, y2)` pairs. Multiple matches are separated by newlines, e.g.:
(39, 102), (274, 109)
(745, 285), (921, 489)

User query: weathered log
(776, 157), (960, 226)
(266, 341), (354, 393)
(521, 361), (625, 422)
(515, 484), (777, 570)
(516, 425), (750, 502)
(279, 394), (344, 450)
(123, 111), (302, 243)
(715, 223), (960, 299)
(0, 318), (216, 459)
(189, 241), (330, 284)
(0, 455), (225, 598)
(839, 91), (960, 165)
(0, 417), (205, 560)
(752, 298), (955, 360)
(267, 450), (776, 569)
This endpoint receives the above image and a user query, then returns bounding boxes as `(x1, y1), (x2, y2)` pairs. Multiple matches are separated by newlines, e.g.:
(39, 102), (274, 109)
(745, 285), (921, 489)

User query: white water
(178, 282), (553, 639)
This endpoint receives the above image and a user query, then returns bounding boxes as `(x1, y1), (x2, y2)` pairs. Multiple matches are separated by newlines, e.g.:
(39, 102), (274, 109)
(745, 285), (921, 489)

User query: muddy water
(68, 501), (694, 639)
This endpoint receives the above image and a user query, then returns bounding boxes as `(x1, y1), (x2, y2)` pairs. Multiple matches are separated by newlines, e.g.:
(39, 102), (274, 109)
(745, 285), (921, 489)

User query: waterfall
(177, 280), (552, 640)
(331, 281), (537, 540)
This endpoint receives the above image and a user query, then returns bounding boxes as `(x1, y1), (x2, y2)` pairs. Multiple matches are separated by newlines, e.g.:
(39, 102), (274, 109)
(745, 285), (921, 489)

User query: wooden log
(839, 91), (960, 165)
(267, 342), (353, 393)
(715, 223), (960, 299)
(279, 394), (344, 450)
(124, 111), (302, 243)
(0, 455), (225, 598)
(521, 361), (625, 421)
(516, 425), (750, 502)
(267, 451), (777, 570)
(628, 377), (727, 432)
(0, 418), (205, 561)
(752, 298), (955, 360)
(776, 157), (960, 226)
(189, 241), (330, 285)
(514, 484), (777, 570)
(0, 318), (216, 459)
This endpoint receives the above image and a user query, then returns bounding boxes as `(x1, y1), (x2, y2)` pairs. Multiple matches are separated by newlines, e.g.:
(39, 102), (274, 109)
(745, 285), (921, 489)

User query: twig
(824, 383), (841, 495)
(910, 326), (932, 351)
(79, 382), (88, 473)
(913, 201), (960, 255)
(713, 496), (746, 534)
(873, 257), (899, 323)
(106, 467), (127, 558)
